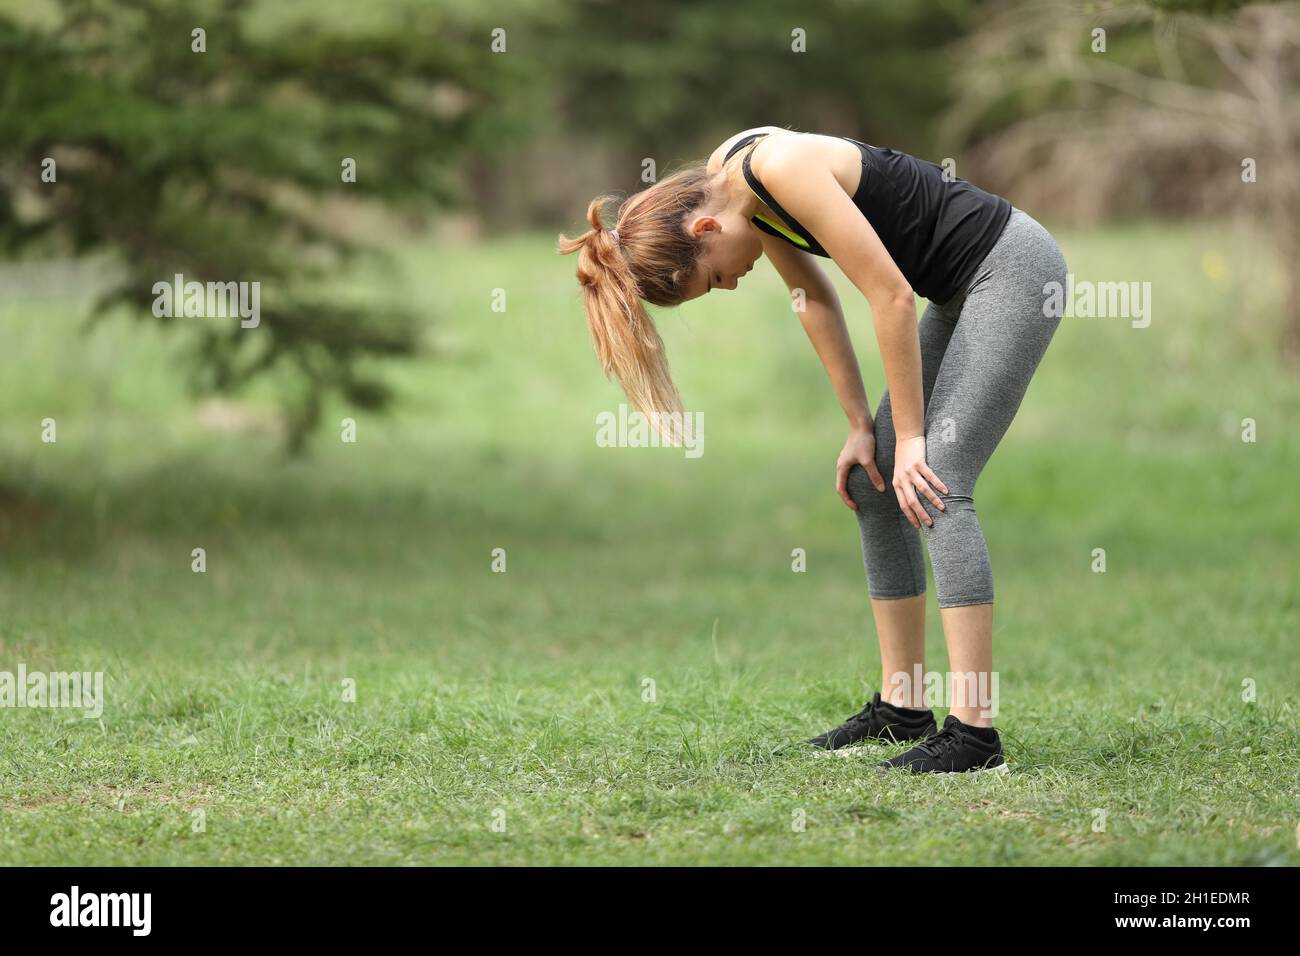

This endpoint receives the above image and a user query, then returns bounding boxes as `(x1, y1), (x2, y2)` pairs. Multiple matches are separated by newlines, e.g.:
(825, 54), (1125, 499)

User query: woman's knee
(920, 495), (994, 606)
(846, 463), (894, 513)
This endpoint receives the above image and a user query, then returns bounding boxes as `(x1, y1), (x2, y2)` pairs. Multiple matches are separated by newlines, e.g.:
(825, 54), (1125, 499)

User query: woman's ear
(686, 215), (722, 239)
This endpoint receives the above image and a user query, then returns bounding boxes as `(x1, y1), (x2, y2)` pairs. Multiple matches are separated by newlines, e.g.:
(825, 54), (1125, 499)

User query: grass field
(0, 219), (1297, 865)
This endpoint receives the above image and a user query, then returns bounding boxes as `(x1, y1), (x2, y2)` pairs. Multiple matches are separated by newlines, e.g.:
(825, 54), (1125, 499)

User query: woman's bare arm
(752, 137), (948, 527)
(760, 233), (887, 504)
(760, 234), (870, 428)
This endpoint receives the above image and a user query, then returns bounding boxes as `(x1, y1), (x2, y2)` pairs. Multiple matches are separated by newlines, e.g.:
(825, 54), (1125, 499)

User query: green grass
(0, 219), (1297, 865)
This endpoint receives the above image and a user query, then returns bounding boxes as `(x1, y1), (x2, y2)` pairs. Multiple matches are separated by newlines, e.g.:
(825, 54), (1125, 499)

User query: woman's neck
(716, 155), (768, 222)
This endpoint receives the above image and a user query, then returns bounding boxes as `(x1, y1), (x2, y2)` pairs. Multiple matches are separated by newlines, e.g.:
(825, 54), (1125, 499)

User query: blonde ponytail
(558, 165), (714, 432)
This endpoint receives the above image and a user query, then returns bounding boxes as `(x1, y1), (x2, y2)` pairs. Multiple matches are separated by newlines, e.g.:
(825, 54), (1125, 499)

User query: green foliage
(539, 0), (977, 154)
(0, 0), (519, 450)
(1145, 0), (1251, 13)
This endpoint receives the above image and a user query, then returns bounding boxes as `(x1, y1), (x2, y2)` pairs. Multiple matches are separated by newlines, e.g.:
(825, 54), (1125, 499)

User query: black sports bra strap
(740, 145), (825, 251)
(722, 132), (767, 164)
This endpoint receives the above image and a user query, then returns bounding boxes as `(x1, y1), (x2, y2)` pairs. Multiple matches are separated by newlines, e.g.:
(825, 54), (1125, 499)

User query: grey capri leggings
(846, 208), (1067, 608)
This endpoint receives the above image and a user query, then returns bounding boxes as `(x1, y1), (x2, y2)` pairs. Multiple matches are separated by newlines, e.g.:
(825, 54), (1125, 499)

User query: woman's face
(682, 211), (764, 301)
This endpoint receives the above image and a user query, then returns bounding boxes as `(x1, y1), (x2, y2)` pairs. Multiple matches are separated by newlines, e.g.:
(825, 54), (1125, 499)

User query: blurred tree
(946, 0), (1300, 355)
(468, 0), (980, 229)
(545, 0), (974, 152)
(0, 0), (527, 450)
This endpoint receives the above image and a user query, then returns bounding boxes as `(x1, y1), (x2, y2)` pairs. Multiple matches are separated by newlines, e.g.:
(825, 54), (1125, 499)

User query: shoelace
(838, 699), (878, 729)
(915, 725), (963, 758)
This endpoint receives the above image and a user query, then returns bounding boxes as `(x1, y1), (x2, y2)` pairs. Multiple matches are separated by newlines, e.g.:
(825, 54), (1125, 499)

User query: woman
(559, 126), (1066, 774)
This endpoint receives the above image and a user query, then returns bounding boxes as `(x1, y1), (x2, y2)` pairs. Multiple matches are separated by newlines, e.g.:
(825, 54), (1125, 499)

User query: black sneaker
(808, 692), (937, 751)
(877, 714), (1009, 775)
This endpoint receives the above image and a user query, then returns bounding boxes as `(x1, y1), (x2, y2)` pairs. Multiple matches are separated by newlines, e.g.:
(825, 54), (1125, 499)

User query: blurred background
(0, 0), (1296, 865)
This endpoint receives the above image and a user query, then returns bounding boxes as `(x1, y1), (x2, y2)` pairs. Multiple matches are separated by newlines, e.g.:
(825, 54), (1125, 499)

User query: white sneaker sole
(811, 743), (886, 759)
(934, 762), (1010, 777)
(875, 760), (1011, 776)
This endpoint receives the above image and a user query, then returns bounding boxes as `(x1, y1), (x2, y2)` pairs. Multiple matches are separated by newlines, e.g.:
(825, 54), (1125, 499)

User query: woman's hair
(557, 164), (713, 427)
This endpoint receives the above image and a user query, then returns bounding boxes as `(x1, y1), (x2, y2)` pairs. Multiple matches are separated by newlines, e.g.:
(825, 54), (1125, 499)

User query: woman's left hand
(892, 435), (948, 529)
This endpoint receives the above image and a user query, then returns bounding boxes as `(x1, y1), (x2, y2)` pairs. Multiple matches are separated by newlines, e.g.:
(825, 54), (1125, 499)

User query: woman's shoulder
(706, 126), (797, 173)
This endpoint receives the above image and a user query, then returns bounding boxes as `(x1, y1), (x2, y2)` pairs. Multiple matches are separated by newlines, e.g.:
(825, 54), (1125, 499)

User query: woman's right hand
(836, 425), (886, 510)
(892, 434), (947, 529)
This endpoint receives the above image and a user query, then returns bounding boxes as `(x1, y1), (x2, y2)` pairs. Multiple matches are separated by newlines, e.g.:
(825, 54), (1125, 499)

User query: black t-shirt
(724, 132), (1011, 306)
